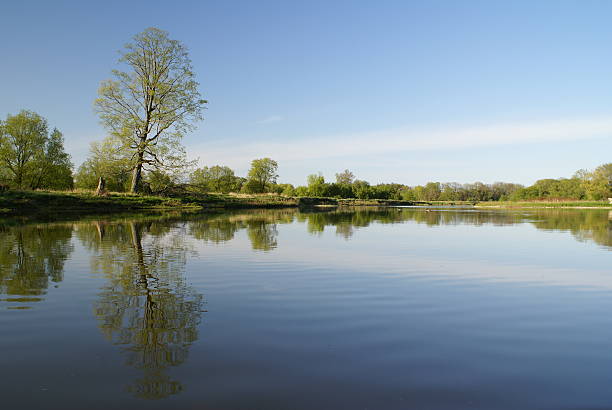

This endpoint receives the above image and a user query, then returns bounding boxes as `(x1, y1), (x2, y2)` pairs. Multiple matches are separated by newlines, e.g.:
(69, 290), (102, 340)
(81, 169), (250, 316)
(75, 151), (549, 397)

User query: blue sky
(1, 0), (611, 186)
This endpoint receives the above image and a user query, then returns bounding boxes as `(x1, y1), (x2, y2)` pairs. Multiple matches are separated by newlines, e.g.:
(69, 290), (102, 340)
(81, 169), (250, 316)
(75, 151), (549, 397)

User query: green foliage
(583, 163), (612, 200)
(268, 183), (295, 196)
(244, 158), (278, 193)
(352, 180), (372, 199)
(307, 173), (327, 197)
(400, 181), (524, 202)
(294, 186), (309, 197)
(147, 170), (175, 193)
(75, 136), (132, 191)
(35, 129), (73, 190)
(190, 165), (241, 193)
(507, 164), (611, 201)
(0, 110), (73, 190)
(94, 27), (206, 193)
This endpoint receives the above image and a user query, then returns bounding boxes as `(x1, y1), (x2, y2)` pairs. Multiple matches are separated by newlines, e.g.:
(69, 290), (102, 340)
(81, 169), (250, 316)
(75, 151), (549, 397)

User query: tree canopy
(190, 165), (243, 193)
(244, 158), (278, 193)
(95, 27), (207, 193)
(74, 136), (132, 191)
(0, 110), (72, 190)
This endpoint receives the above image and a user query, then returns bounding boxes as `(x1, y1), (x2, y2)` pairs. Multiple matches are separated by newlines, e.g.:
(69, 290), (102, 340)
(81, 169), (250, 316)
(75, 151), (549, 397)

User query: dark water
(0, 207), (611, 410)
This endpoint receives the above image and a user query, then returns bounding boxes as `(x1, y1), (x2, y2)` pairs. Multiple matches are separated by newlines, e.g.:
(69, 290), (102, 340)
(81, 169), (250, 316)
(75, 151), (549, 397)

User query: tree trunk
(95, 177), (106, 196)
(130, 157), (143, 194)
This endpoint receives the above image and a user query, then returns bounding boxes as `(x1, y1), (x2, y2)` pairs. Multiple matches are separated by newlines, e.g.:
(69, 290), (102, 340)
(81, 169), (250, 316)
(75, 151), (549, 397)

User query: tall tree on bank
(95, 27), (207, 193)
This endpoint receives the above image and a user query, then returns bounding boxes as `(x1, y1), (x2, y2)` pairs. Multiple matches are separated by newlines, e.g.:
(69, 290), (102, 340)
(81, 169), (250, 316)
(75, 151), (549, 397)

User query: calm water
(0, 207), (611, 409)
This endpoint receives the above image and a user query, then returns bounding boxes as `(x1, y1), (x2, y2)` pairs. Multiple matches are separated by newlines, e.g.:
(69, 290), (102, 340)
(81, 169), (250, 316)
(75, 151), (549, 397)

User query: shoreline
(1, 190), (610, 216)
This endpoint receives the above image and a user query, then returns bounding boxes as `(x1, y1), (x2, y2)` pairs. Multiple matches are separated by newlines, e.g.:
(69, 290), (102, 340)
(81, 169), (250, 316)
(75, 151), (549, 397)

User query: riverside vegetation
(0, 28), (610, 214)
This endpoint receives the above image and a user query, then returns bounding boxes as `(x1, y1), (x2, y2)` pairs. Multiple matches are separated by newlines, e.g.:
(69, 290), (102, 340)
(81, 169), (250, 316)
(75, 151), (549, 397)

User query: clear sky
(1, 0), (611, 186)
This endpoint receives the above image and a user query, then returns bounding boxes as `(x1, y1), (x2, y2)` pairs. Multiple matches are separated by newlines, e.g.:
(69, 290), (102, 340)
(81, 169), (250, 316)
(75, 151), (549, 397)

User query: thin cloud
(256, 115), (283, 124)
(193, 116), (612, 167)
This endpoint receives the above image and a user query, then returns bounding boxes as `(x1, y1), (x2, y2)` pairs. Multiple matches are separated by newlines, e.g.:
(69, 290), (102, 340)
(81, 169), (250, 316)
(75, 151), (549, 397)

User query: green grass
(0, 189), (302, 215)
(2, 189), (609, 216)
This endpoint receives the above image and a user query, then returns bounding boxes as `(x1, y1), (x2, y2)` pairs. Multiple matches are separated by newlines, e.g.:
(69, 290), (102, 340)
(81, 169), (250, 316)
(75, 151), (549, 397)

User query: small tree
(95, 27), (207, 193)
(307, 173), (327, 197)
(244, 158), (278, 193)
(75, 136), (133, 191)
(335, 169), (355, 185)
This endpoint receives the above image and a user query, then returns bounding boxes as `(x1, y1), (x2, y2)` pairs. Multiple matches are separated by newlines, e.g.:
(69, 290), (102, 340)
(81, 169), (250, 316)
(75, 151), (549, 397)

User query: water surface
(1, 208), (611, 409)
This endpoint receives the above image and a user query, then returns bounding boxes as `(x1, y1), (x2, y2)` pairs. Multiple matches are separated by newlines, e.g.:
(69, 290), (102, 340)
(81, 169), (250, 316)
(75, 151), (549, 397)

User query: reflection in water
(0, 208), (609, 401)
(298, 208), (612, 248)
(0, 224), (73, 308)
(185, 207), (611, 249)
(76, 219), (203, 399)
(0, 208), (608, 310)
(189, 210), (295, 251)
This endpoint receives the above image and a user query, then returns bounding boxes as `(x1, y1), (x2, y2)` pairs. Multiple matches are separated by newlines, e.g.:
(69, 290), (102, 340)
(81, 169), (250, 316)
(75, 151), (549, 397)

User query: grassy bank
(0, 190), (426, 216)
(1, 190), (610, 216)
(0, 190), (299, 215)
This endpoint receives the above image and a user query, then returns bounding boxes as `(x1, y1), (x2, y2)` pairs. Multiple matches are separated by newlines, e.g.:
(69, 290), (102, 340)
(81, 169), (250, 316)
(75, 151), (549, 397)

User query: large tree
(95, 27), (207, 193)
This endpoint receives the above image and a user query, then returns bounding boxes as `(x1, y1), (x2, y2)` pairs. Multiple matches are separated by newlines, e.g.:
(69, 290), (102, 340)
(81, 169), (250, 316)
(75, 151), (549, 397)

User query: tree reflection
(293, 207), (611, 249)
(184, 207), (610, 250)
(188, 210), (293, 251)
(77, 218), (202, 399)
(0, 224), (73, 307)
(246, 219), (278, 251)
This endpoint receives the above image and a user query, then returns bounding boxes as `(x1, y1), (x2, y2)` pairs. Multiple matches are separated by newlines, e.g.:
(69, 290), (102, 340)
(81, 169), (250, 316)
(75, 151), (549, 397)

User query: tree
(244, 158), (278, 193)
(0, 110), (48, 189)
(352, 180), (372, 199)
(584, 163), (612, 200)
(0, 110), (72, 190)
(422, 182), (441, 201)
(95, 27), (207, 193)
(75, 136), (133, 191)
(335, 169), (355, 185)
(30, 128), (73, 190)
(190, 165), (240, 193)
(307, 173), (327, 196)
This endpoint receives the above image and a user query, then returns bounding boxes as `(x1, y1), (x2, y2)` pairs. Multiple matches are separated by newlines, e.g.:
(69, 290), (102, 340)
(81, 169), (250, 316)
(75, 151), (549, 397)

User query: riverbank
(1, 190), (610, 215)
(0, 190), (429, 215)
(0, 190), (299, 215)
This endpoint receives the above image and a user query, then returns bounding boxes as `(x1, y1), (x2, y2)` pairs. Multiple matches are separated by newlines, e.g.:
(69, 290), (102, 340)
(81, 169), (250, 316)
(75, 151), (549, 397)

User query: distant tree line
(1, 108), (610, 203)
(507, 164), (612, 201)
